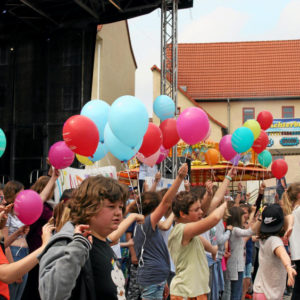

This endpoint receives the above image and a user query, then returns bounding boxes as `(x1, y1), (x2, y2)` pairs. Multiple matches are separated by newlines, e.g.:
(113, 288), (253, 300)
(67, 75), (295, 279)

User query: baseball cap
(260, 204), (284, 234)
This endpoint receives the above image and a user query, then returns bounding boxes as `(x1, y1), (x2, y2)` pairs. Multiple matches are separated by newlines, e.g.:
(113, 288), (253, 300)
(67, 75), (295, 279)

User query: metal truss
(160, 0), (178, 179)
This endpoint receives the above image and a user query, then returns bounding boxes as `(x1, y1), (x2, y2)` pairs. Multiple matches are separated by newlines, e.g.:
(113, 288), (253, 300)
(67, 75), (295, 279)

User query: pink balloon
(48, 141), (75, 169)
(219, 135), (237, 161)
(203, 124), (211, 141)
(14, 190), (43, 225)
(136, 149), (160, 167)
(176, 107), (210, 145)
(156, 145), (169, 164)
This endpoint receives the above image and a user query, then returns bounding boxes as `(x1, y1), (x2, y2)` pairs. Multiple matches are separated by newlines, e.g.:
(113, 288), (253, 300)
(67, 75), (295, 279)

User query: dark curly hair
(172, 191), (199, 218)
(128, 191), (161, 216)
(190, 186), (206, 201)
(69, 175), (128, 225)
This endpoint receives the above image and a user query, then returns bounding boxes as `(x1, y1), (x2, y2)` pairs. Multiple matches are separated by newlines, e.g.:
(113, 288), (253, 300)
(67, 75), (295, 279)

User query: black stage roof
(1, 0), (193, 35)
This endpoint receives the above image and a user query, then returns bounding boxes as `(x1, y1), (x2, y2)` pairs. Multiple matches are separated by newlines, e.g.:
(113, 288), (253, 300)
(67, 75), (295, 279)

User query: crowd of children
(0, 163), (299, 300)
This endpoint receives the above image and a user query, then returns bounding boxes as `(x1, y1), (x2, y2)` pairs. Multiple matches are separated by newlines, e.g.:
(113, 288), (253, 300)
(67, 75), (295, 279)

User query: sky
(128, 0), (300, 116)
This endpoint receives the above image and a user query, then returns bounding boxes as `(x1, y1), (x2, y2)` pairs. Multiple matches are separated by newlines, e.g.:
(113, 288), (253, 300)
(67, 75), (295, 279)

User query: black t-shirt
(89, 236), (125, 300)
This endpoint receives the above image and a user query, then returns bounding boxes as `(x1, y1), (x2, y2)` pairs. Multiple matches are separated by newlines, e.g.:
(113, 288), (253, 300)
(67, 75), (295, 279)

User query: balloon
(243, 119), (261, 140)
(176, 107), (210, 145)
(89, 142), (108, 162)
(257, 111), (273, 130)
(252, 130), (269, 154)
(230, 154), (241, 166)
(231, 127), (254, 153)
(156, 145), (169, 164)
(203, 125), (211, 141)
(219, 135), (237, 161)
(76, 154), (94, 166)
(136, 149), (160, 167)
(258, 150), (272, 168)
(0, 129), (6, 158)
(159, 119), (180, 149)
(80, 99), (110, 143)
(104, 124), (142, 162)
(63, 115), (99, 156)
(14, 190), (43, 225)
(271, 159), (288, 179)
(139, 123), (162, 158)
(205, 149), (220, 166)
(48, 141), (75, 169)
(153, 95), (175, 121)
(108, 95), (149, 148)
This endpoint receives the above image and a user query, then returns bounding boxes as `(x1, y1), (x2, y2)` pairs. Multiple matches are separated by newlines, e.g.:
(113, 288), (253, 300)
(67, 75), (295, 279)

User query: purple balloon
(230, 154), (241, 166)
(48, 141), (75, 169)
(219, 135), (237, 161)
(176, 107), (210, 145)
(14, 190), (43, 225)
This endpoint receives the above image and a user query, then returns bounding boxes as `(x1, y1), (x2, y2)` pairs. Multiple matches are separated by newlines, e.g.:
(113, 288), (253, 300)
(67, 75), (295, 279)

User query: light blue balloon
(231, 127), (254, 153)
(108, 95), (149, 148)
(0, 129), (6, 158)
(80, 99), (110, 143)
(258, 150), (272, 168)
(153, 95), (175, 121)
(104, 124), (142, 162)
(89, 142), (108, 162)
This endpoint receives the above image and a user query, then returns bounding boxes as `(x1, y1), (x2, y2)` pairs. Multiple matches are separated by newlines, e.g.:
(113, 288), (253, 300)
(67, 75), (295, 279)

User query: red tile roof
(175, 40), (300, 100)
(151, 65), (227, 129)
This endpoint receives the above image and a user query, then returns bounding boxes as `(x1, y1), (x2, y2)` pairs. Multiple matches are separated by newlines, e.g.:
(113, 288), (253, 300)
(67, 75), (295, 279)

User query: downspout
(227, 98), (231, 134)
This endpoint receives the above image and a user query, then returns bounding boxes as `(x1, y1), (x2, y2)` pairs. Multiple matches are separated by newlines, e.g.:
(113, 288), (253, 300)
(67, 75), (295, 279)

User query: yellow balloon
(76, 154), (94, 166)
(243, 119), (261, 140)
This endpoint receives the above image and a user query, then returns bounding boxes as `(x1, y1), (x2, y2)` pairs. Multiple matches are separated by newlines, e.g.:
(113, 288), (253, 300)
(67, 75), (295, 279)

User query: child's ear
(179, 211), (185, 218)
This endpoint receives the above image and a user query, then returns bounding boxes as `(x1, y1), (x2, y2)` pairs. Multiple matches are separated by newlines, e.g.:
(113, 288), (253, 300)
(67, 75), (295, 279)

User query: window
(243, 108), (255, 123)
(282, 106), (294, 118)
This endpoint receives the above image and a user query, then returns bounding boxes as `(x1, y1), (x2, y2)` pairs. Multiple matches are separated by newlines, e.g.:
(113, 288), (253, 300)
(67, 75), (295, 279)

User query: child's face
(89, 199), (123, 240)
(186, 200), (203, 222)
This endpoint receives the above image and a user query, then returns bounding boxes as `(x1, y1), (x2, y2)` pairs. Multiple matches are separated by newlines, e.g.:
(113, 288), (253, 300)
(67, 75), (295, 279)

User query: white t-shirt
(253, 236), (286, 300)
(139, 164), (158, 180)
(290, 205), (300, 261)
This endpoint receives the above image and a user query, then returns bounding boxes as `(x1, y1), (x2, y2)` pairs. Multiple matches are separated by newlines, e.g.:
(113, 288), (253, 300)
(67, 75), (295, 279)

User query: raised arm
(4, 225), (30, 248)
(255, 181), (265, 215)
(150, 164), (188, 230)
(158, 212), (174, 231)
(207, 168), (236, 215)
(40, 169), (60, 202)
(149, 172), (161, 192)
(183, 201), (227, 245)
(108, 213), (144, 243)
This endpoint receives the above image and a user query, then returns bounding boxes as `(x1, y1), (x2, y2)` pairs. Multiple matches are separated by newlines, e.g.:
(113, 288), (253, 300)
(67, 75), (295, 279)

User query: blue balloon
(108, 95), (149, 148)
(104, 124), (142, 162)
(153, 95), (175, 121)
(231, 127), (254, 153)
(80, 99), (110, 143)
(89, 142), (108, 162)
(258, 150), (272, 167)
(0, 129), (6, 158)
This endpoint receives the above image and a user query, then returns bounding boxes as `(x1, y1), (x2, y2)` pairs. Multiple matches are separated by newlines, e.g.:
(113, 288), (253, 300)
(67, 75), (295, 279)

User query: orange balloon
(205, 149), (220, 166)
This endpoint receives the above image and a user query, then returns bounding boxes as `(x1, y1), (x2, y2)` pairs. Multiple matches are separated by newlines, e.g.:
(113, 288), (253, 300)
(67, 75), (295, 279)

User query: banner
(144, 176), (185, 192)
(267, 118), (300, 133)
(54, 166), (117, 203)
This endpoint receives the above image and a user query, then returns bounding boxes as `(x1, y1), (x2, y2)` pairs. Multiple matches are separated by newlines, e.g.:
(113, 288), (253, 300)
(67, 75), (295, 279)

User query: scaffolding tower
(161, 0), (179, 179)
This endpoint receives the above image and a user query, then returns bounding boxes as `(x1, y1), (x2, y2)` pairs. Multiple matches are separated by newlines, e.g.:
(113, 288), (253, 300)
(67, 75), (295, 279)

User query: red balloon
(252, 130), (269, 154)
(63, 115), (99, 156)
(271, 159), (288, 179)
(159, 119), (180, 149)
(139, 123), (162, 158)
(257, 111), (273, 130)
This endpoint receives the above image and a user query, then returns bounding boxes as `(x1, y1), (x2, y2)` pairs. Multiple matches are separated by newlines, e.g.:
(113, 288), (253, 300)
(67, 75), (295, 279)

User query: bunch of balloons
(0, 128), (6, 158)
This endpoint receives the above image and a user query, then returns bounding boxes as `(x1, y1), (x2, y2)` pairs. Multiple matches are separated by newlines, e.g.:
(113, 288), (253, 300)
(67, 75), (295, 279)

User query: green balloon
(258, 150), (272, 168)
(0, 129), (7, 158)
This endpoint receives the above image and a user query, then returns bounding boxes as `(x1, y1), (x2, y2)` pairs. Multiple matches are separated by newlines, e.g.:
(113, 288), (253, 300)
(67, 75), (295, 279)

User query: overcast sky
(128, 0), (300, 116)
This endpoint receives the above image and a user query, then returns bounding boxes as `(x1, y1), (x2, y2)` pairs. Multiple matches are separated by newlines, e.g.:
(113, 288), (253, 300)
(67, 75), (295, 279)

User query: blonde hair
(281, 191), (293, 215)
(287, 182), (300, 209)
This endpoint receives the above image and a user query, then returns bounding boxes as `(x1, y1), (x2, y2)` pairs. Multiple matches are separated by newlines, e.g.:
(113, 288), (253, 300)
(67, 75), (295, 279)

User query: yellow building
(152, 40), (300, 187)
(91, 20), (137, 169)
